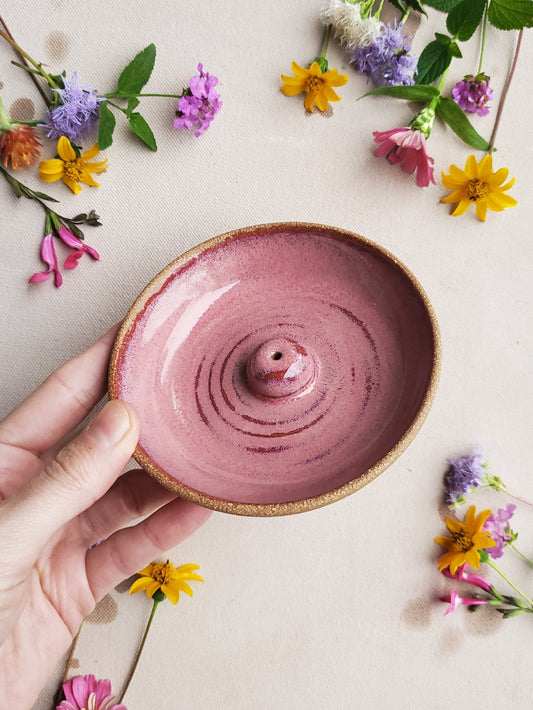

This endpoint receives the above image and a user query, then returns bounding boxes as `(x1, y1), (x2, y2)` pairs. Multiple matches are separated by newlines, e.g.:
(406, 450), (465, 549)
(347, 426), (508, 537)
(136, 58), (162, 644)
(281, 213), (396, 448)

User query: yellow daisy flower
(130, 560), (203, 605)
(435, 505), (496, 574)
(281, 60), (349, 113)
(39, 135), (108, 194)
(441, 154), (517, 222)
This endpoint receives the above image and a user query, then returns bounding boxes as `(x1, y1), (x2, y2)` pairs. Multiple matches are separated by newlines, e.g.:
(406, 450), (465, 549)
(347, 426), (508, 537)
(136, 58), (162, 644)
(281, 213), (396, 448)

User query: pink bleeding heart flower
(57, 674), (127, 710)
(29, 233), (63, 287)
(57, 225), (100, 270)
(440, 587), (488, 615)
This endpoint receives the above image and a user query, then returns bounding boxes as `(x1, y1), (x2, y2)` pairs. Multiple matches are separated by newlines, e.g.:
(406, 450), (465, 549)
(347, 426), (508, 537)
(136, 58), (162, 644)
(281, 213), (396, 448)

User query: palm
(0, 329), (210, 709)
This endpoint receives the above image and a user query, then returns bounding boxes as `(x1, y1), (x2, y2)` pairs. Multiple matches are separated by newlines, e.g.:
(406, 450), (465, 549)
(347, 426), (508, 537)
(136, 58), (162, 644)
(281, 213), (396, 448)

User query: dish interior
(113, 225), (436, 506)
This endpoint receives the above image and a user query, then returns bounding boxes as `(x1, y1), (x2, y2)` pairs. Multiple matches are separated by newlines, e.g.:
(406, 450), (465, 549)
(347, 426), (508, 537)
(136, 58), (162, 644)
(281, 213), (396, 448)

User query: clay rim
(108, 222), (441, 517)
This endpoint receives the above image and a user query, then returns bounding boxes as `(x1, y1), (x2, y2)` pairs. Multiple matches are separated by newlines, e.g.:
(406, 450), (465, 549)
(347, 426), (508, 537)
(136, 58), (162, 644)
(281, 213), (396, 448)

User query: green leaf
(364, 85), (441, 102)
(498, 608), (525, 618)
(447, 0), (488, 39)
(126, 97), (141, 117)
(116, 44), (156, 96)
(415, 39), (452, 85)
(98, 101), (116, 150)
(436, 97), (491, 149)
(387, 0), (407, 12)
(448, 41), (463, 58)
(403, 0), (427, 13)
(128, 112), (157, 151)
(423, 0), (462, 9)
(27, 190), (59, 203)
(478, 549), (490, 563)
(488, 0), (533, 29)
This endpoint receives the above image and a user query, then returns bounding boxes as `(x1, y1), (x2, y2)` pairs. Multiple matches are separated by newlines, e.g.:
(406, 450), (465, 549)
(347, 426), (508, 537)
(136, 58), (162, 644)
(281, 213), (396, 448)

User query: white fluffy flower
(321, 0), (383, 48)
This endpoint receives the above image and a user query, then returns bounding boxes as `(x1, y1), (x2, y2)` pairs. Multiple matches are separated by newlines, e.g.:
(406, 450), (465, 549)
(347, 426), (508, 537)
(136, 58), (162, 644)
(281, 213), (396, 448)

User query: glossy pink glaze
(115, 226), (436, 505)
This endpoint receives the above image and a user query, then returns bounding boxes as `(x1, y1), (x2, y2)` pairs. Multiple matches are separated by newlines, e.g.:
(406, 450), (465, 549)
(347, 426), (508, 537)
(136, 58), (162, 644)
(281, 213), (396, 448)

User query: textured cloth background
(0, 1), (532, 708)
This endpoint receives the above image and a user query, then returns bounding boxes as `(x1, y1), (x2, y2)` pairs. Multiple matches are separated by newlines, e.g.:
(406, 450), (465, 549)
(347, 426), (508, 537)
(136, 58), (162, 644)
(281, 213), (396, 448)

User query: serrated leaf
(126, 97), (141, 116)
(488, 0), (533, 29)
(423, 0), (462, 10)
(128, 112), (157, 151)
(415, 40), (452, 85)
(116, 44), (156, 96)
(98, 101), (116, 151)
(436, 97), (490, 150)
(364, 85), (441, 102)
(447, 0), (488, 40)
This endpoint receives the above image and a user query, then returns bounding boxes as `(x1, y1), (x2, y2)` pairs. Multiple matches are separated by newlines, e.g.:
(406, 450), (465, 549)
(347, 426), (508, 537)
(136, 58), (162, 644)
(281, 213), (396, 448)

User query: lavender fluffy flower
(174, 64), (222, 137)
(483, 504), (517, 559)
(349, 22), (417, 87)
(444, 449), (488, 506)
(452, 74), (493, 116)
(40, 73), (103, 141)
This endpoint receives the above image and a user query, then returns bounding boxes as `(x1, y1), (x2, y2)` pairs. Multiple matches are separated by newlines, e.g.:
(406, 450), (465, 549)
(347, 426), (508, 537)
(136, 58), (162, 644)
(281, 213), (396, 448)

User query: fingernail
(87, 400), (132, 447)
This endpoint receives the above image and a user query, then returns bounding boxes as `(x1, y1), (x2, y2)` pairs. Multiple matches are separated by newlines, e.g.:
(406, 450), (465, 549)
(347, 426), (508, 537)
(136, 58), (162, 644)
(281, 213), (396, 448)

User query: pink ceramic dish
(109, 223), (440, 516)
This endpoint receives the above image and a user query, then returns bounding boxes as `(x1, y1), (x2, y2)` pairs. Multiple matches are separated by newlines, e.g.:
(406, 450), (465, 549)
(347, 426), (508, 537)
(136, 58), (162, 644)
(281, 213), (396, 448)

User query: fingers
(86, 498), (212, 601)
(78, 469), (177, 546)
(0, 400), (139, 569)
(0, 325), (118, 456)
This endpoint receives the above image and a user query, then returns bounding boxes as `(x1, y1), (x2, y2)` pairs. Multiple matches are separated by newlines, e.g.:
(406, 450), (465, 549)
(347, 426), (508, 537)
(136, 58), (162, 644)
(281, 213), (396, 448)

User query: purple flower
(348, 22), (417, 87)
(40, 72), (103, 141)
(444, 449), (487, 506)
(174, 64), (222, 137)
(483, 504), (516, 559)
(452, 74), (493, 116)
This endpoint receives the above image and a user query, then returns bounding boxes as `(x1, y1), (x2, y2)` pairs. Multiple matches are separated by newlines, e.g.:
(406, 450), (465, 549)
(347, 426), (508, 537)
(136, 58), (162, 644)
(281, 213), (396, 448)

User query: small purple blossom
(483, 504), (517, 559)
(40, 72), (103, 141)
(452, 74), (493, 116)
(348, 22), (417, 87)
(174, 64), (222, 137)
(444, 449), (488, 506)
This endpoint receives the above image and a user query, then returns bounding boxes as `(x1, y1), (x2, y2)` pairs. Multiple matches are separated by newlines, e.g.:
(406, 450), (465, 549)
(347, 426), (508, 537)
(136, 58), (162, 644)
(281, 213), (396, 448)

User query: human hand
(0, 327), (211, 709)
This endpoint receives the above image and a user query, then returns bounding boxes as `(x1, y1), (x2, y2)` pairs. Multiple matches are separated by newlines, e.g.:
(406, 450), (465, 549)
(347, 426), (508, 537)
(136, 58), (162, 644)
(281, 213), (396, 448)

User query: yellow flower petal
(464, 154), (479, 179)
(304, 92), (316, 113)
(308, 61), (322, 77)
(478, 153), (493, 177)
(81, 143), (101, 161)
(145, 580), (162, 598)
(475, 199), (488, 222)
(39, 171), (63, 183)
(57, 136), (76, 162)
(129, 577), (156, 595)
(38, 158), (64, 175)
(290, 61), (309, 78)
(137, 564), (155, 577)
(451, 199), (471, 216)
(314, 92), (329, 112)
(78, 169), (100, 187)
(62, 176), (82, 194)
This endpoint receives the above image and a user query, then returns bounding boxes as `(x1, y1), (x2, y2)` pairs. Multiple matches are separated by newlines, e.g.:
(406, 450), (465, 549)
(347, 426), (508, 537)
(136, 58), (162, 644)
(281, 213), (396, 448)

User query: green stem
(478, 7), (488, 74)
(510, 543), (533, 568)
(489, 28), (523, 154)
(104, 92), (185, 100)
(117, 599), (160, 704)
(319, 24), (332, 60)
(428, 65), (451, 112)
(401, 7), (412, 23)
(0, 27), (59, 89)
(486, 559), (533, 607)
(374, 0), (386, 21)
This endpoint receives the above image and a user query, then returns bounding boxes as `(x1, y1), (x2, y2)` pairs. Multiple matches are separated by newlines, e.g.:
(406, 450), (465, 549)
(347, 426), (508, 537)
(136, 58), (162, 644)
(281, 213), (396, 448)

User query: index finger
(0, 325), (118, 456)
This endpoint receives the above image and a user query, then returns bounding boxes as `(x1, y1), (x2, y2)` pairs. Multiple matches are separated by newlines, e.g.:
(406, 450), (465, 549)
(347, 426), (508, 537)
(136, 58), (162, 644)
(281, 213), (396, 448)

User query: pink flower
(373, 125), (436, 187)
(57, 225), (100, 269)
(29, 233), (63, 287)
(57, 675), (127, 710)
(442, 564), (492, 592)
(440, 587), (488, 615)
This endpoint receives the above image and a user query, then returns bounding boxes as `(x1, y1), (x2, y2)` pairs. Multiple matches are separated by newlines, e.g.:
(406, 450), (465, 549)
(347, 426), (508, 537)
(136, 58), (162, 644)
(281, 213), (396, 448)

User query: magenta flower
(483, 504), (517, 559)
(452, 74), (493, 116)
(442, 564), (492, 592)
(440, 588), (488, 615)
(57, 226), (100, 269)
(29, 233), (63, 288)
(174, 63), (222, 136)
(57, 675), (127, 710)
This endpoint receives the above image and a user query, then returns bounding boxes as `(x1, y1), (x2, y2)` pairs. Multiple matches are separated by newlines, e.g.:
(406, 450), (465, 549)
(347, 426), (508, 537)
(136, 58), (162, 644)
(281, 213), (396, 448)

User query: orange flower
(0, 123), (41, 169)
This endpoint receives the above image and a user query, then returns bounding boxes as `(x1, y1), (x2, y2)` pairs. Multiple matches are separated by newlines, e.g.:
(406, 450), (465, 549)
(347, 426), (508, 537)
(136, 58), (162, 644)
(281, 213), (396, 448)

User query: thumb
(2, 400), (140, 566)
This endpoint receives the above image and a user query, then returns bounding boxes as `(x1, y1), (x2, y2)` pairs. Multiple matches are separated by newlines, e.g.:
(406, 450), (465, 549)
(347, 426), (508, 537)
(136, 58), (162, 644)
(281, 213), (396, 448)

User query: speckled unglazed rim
(109, 222), (441, 516)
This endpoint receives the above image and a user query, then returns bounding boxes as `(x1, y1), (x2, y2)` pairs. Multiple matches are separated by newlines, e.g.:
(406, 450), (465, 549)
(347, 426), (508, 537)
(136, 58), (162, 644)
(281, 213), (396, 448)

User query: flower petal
(57, 135), (77, 162)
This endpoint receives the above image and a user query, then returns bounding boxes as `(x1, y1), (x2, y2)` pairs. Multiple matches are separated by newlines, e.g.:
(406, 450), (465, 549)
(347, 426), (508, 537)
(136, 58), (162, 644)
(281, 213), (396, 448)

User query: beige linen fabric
(0, 1), (531, 708)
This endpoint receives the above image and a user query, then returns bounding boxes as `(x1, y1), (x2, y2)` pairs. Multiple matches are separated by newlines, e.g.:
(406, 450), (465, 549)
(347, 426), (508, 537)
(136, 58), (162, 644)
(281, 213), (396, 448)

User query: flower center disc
(466, 178), (489, 201)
